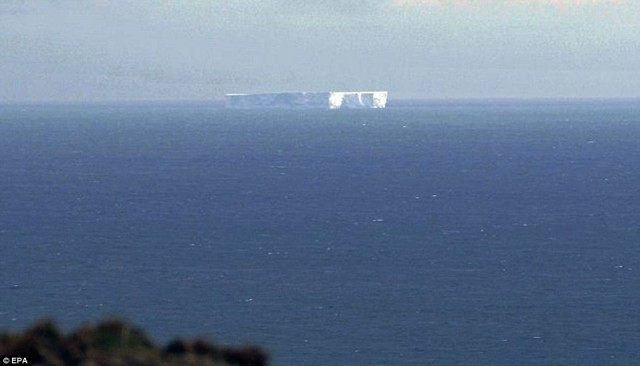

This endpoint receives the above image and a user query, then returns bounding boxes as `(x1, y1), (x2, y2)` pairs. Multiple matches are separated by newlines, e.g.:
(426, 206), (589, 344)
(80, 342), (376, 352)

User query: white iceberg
(224, 91), (388, 109)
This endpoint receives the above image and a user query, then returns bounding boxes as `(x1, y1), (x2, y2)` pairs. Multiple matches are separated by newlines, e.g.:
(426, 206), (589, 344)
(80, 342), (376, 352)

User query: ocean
(1, 100), (639, 365)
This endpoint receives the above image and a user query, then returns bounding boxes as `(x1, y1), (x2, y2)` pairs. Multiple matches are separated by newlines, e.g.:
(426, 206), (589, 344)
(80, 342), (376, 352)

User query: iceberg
(224, 91), (388, 109)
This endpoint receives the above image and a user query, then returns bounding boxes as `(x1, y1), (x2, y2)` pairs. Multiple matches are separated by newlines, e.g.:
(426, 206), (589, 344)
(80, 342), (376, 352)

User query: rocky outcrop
(0, 319), (268, 366)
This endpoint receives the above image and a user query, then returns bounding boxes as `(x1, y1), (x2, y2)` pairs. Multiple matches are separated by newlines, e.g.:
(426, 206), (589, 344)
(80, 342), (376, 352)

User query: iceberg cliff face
(224, 91), (387, 109)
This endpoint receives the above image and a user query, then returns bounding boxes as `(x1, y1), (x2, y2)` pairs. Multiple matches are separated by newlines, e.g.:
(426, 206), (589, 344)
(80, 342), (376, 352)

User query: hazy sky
(1, 0), (638, 101)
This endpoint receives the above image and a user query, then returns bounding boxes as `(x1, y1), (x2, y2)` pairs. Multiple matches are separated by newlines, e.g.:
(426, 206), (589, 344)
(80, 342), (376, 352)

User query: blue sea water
(1, 100), (639, 365)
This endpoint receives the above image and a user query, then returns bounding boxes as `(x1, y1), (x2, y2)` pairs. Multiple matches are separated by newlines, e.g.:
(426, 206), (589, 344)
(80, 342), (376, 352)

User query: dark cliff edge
(0, 319), (268, 366)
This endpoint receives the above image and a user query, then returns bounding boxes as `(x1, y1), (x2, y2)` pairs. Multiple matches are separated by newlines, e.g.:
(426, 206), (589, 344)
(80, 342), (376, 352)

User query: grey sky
(1, 0), (638, 101)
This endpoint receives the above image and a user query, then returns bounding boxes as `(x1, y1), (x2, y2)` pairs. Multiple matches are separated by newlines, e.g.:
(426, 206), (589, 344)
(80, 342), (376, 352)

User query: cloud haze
(0, 0), (638, 101)
(392, 0), (622, 7)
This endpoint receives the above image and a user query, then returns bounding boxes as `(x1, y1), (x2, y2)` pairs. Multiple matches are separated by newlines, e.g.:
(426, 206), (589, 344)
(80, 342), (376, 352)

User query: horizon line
(2, 96), (639, 106)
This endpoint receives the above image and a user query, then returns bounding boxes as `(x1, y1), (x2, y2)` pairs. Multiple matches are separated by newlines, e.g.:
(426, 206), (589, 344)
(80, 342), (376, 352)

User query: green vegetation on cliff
(0, 319), (268, 366)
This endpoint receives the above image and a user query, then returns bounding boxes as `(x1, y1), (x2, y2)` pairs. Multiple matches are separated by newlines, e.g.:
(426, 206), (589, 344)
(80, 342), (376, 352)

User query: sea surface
(1, 100), (639, 365)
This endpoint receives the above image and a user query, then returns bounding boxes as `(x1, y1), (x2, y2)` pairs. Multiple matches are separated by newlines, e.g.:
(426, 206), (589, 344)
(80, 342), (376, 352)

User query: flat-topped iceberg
(224, 91), (388, 109)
